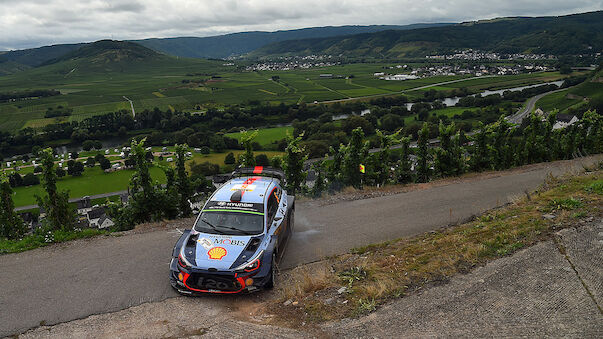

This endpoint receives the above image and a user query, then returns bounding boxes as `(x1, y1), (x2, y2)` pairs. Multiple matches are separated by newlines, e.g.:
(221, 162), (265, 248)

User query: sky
(1, 0), (602, 50)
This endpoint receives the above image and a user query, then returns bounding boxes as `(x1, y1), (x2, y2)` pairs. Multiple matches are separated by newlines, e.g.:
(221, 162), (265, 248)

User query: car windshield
(194, 211), (264, 235)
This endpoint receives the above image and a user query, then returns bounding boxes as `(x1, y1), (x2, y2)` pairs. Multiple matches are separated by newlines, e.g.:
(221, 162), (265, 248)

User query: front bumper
(169, 259), (271, 295)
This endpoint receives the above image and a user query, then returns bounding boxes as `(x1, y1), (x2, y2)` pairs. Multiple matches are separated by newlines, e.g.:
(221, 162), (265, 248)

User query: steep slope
(43, 40), (162, 65)
(251, 11), (603, 58)
(0, 43), (84, 67)
(133, 24), (452, 59)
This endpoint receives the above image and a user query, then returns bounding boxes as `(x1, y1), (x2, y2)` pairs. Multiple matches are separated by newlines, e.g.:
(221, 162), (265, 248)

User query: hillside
(133, 24), (452, 59)
(42, 40), (163, 66)
(251, 11), (603, 58)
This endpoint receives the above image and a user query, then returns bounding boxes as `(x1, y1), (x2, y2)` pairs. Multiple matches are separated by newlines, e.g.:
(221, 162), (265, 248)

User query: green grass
(12, 166), (167, 207)
(0, 228), (108, 254)
(225, 126), (293, 146)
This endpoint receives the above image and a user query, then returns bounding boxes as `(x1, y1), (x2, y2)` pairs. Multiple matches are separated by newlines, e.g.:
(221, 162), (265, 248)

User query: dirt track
(1, 155), (601, 337)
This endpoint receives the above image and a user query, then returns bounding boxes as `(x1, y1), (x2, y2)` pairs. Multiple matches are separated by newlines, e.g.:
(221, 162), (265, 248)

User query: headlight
(234, 250), (264, 272)
(178, 245), (193, 269)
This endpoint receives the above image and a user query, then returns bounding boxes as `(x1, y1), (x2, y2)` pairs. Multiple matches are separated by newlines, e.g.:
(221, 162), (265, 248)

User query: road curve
(506, 87), (567, 125)
(0, 155), (601, 337)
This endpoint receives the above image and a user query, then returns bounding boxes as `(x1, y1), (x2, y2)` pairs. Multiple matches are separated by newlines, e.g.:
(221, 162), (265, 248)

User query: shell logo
(208, 247), (227, 260)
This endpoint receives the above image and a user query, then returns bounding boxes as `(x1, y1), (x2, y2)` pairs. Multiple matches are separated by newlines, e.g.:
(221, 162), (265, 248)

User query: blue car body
(169, 167), (294, 294)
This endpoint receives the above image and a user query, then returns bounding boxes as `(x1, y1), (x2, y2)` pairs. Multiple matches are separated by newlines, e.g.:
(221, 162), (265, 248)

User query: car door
(267, 186), (286, 253)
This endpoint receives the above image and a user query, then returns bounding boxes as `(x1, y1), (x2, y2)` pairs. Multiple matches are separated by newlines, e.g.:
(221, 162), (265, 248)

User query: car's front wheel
(265, 253), (277, 289)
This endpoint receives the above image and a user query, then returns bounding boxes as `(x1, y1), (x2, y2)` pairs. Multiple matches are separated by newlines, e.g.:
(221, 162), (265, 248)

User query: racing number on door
(198, 277), (229, 290)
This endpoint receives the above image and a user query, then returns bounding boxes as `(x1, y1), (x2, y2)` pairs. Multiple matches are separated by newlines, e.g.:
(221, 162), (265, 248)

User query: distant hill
(132, 24), (452, 59)
(0, 24), (451, 75)
(0, 43), (84, 67)
(42, 40), (162, 66)
(251, 11), (603, 58)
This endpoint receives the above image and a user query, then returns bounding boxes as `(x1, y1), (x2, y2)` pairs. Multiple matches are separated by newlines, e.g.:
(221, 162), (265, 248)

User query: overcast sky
(1, 0), (602, 50)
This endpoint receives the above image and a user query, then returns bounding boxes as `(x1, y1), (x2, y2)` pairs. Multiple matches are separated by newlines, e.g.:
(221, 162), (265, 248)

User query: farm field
(225, 126), (292, 146)
(534, 79), (602, 113)
(12, 166), (167, 207)
(0, 54), (569, 133)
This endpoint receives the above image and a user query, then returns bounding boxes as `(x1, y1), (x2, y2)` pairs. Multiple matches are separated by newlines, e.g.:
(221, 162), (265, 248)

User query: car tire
(265, 253), (277, 289)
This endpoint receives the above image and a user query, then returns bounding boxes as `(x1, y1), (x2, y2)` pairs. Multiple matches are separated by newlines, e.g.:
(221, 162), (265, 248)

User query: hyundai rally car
(170, 166), (294, 294)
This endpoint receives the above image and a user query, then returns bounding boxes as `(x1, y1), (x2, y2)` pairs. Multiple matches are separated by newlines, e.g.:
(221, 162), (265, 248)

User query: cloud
(1, 0), (601, 50)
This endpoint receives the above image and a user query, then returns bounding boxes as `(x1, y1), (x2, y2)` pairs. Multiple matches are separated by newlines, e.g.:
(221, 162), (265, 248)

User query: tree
(55, 167), (66, 178)
(559, 65), (572, 74)
(99, 157), (111, 170)
(283, 134), (308, 194)
(200, 146), (211, 154)
(372, 129), (400, 186)
(94, 153), (105, 163)
(175, 144), (193, 217)
(190, 161), (220, 176)
(9, 173), (22, 187)
(341, 127), (369, 188)
(270, 156), (283, 169)
(22, 173), (40, 186)
(127, 138), (162, 224)
(470, 122), (491, 171)
(311, 159), (327, 197)
(0, 171), (26, 240)
(395, 136), (413, 184)
(434, 121), (458, 177)
(82, 140), (95, 151)
(85, 157), (96, 167)
(255, 154), (270, 166)
(31, 145), (41, 158)
(67, 160), (84, 176)
(34, 166), (43, 173)
(415, 123), (431, 183)
(36, 148), (75, 231)
(489, 115), (513, 170)
(70, 151), (79, 160)
(239, 130), (258, 167)
(224, 152), (236, 165)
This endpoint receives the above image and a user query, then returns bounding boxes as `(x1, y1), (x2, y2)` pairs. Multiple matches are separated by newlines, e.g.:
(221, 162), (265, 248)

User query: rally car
(169, 166), (294, 294)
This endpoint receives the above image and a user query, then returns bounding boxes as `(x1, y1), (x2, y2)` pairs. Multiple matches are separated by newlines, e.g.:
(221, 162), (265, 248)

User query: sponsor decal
(230, 184), (256, 191)
(197, 237), (213, 250)
(208, 247), (227, 260)
(214, 238), (246, 246)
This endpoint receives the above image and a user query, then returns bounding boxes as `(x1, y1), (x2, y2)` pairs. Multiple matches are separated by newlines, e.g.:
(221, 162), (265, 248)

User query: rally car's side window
(267, 186), (281, 227)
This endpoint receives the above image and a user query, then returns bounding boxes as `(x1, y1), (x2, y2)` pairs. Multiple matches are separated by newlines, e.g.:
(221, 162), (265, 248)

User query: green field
(534, 79), (603, 113)
(13, 166), (167, 207)
(225, 126), (293, 146)
(0, 55), (569, 133)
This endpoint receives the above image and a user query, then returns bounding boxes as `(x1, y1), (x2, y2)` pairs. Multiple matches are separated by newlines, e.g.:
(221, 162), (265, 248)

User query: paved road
(1, 155), (601, 336)
(506, 87), (567, 125)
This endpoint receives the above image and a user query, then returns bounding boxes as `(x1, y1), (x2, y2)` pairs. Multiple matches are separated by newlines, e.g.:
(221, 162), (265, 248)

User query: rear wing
(231, 166), (286, 182)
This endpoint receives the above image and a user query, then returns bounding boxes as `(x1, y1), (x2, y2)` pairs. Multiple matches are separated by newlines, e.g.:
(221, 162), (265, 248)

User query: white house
(87, 208), (114, 229)
(553, 114), (579, 130)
